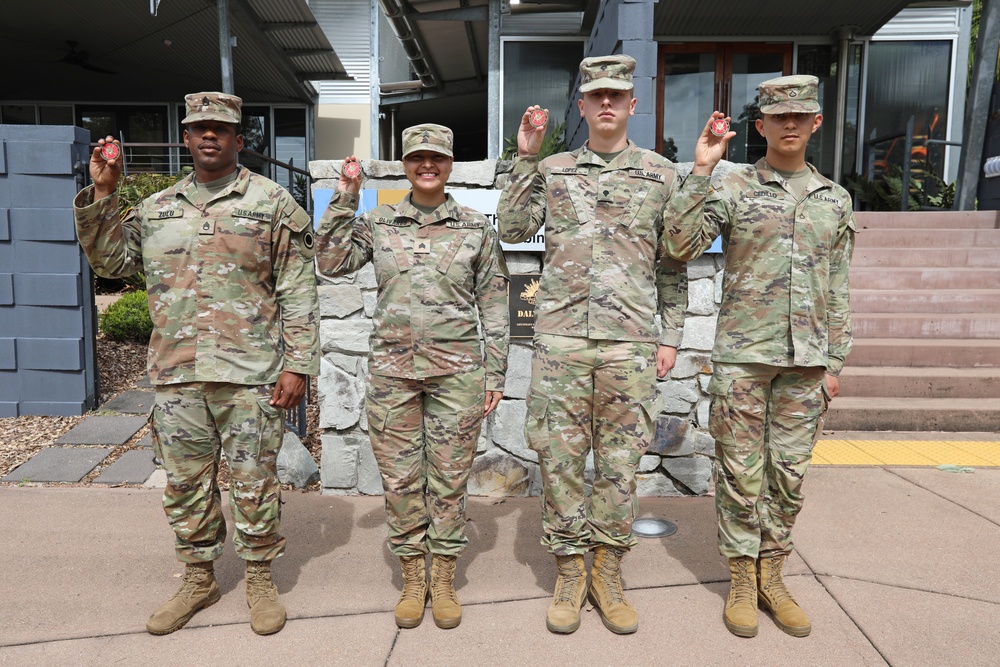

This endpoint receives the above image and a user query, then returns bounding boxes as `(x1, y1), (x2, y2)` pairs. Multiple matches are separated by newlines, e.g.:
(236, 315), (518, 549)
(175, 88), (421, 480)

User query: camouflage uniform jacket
(73, 167), (320, 385)
(667, 159), (856, 375)
(316, 191), (510, 391)
(497, 141), (688, 346)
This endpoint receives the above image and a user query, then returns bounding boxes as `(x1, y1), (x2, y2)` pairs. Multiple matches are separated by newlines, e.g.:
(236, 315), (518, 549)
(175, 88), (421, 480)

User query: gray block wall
(0, 125), (99, 417)
(565, 0), (658, 152)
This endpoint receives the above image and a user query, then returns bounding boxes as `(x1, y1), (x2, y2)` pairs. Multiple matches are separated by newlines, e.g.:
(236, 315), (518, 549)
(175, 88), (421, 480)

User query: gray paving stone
(93, 450), (157, 485)
(136, 375), (153, 389)
(1, 447), (112, 483)
(101, 390), (153, 415)
(134, 433), (152, 449)
(55, 415), (147, 446)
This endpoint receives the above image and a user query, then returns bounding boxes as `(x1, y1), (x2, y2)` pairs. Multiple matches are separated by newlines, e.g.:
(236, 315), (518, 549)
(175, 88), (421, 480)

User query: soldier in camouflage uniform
(315, 124), (509, 630)
(497, 55), (701, 635)
(666, 75), (856, 638)
(73, 92), (319, 637)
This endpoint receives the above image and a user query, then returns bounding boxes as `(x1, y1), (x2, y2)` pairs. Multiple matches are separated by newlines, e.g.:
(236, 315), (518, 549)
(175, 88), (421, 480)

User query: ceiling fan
(59, 40), (116, 75)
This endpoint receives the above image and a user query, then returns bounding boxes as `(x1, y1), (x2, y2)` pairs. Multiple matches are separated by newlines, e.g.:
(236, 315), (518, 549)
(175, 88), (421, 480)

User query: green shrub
(99, 290), (153, 343)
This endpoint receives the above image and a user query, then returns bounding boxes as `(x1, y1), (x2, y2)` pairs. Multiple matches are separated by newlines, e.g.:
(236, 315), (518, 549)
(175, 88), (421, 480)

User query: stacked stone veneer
(310, 158), (725, 497)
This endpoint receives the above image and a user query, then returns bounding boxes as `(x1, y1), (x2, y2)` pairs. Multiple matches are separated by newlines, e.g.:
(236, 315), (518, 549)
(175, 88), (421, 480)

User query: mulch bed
(0, 334), (322, 487)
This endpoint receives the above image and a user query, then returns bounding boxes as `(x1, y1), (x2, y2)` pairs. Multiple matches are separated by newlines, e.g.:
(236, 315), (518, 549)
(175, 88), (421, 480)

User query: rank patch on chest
(199, 219), (216, 235)
(414, 240), (431, 254)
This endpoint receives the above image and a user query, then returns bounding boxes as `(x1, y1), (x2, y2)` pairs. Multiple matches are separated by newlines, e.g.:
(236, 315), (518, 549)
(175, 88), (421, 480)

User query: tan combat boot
(758, 554), (811, 637)
(588, 546), (638, 634)
(429, 554), (461, 629)
(246, 560), (286, 635)
(146, 561), (220, 635)
(724, 556), (758, 638)
(395, 554), (428, 628)
(546, 554), (588, 634)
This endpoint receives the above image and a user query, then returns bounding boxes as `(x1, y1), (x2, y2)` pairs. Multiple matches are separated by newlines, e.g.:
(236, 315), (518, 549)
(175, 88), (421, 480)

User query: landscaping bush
(99, 290), (153, 343)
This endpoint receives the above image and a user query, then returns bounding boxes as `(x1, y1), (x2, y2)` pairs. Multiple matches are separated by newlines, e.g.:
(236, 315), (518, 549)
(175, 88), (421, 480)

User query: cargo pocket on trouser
(524, 391), (550, 454)
(707, 375), (736, 448)
(253, 392), (283, 468)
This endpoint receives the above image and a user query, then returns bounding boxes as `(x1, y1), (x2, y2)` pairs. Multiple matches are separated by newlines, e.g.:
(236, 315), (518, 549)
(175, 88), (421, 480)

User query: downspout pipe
(378, 0), (439, 89)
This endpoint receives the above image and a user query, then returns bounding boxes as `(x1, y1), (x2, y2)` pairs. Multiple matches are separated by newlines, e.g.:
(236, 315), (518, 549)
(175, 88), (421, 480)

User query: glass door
(658, 43), (791, 163)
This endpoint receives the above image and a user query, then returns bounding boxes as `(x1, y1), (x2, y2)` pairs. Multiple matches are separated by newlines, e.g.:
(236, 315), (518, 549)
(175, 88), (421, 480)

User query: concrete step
(853, 313), (1000, 339)
(851, 267), (1000, 290)
(825, 397), (1000, 431)
(855, 211), (1000, 230)
(848, 339), (1000, 368)
(853, 247), (1000, 268)
(851, 289), (1000, 313)
(839, 367), (1000, 399)
(855, 228), (1000, 248)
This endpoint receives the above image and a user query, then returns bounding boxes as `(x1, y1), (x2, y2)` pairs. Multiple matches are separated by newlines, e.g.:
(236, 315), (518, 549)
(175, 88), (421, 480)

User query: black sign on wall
(509, 273), (541, 338)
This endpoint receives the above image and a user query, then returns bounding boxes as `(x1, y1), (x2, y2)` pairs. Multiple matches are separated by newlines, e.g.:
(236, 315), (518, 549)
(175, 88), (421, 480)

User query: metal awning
(1, 0), (350, 104)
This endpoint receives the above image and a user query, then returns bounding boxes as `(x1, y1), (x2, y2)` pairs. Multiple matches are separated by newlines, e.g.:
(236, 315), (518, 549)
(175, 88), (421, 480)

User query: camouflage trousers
(366, 368), (485, 557)
(525, 334), (657, 556)
(150, 382), (286, 563)
(708, 363), (830, 559)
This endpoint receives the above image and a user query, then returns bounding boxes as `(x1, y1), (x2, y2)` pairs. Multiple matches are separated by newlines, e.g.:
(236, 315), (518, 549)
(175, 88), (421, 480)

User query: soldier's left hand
(656, 345), (677, 378)
(483, 390), (502, 417)
(824, 373), (840, 399)
(270, 370), (307, 408)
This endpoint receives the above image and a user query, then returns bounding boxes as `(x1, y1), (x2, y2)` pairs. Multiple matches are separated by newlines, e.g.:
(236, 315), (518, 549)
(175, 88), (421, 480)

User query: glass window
(2, 105), (36, 124)
(502, 41), (583, 156)
(797, 44), (840, 179)
(239, 106), (271, 178)
(728, 53), (784, 165)
(863, 40), (951, 181)
(274, 107), (307, 194)
(81, 106), (169, 173)
(39, 106), (74, 125)
(661, 52), (716, 162)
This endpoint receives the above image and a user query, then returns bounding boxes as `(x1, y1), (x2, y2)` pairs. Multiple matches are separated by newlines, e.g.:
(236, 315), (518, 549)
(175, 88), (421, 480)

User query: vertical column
(0, 125), (98, 416)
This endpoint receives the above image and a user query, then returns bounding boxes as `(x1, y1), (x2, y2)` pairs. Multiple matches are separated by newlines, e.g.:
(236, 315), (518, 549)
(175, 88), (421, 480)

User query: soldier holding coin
(315, 125), (509, 631)
(74, 91), (319, 637)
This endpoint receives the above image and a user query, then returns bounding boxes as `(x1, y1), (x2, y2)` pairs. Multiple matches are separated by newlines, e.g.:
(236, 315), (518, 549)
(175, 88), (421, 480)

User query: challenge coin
(100, 142), (121, 161)
(343, 161), (362, 179)
(529, 109), (548, 128)
(710, 118), (730, 137)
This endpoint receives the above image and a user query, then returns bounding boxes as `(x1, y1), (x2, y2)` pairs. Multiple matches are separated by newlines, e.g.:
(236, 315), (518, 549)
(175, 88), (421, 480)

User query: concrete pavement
(1, 466), (998, 666)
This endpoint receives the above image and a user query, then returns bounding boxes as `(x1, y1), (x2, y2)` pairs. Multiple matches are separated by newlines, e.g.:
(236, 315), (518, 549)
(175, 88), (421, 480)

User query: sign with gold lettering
(509, 273), (541, 338)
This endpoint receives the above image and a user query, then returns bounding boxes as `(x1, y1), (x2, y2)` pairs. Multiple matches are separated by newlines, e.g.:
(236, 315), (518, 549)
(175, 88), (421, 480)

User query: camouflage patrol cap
(579, 54), (635, 93)
(758, 75), (821, 114)
(181, 91), (243, 124)
(401, 123), (454, 158)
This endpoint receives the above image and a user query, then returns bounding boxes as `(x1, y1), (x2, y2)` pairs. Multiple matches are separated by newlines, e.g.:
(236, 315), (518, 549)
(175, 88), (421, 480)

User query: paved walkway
(1, 465), (998, 666)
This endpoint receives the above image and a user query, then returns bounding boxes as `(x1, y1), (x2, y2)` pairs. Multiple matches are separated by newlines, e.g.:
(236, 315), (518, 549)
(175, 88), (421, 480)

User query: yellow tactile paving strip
(813, 440), (1000, 466)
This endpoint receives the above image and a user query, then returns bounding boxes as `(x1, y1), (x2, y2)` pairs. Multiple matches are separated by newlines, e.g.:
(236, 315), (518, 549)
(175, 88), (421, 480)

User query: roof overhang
(1, 0), (350, 105)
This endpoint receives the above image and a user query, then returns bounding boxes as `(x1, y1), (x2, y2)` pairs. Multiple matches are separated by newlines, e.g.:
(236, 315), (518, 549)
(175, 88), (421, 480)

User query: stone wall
(309, 158), (723, 497)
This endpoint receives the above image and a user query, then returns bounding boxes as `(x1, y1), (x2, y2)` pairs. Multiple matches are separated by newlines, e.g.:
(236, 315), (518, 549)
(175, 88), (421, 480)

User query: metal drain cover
(632, 518), (677, 538)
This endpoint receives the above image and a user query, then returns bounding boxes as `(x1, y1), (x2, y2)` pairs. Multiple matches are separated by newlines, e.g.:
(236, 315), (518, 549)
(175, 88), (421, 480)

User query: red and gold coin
(529, 109), (548, 128)
(100, 142), (121, 161)
(343, 161), (362, 179)
(710, 118), (730, 137)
